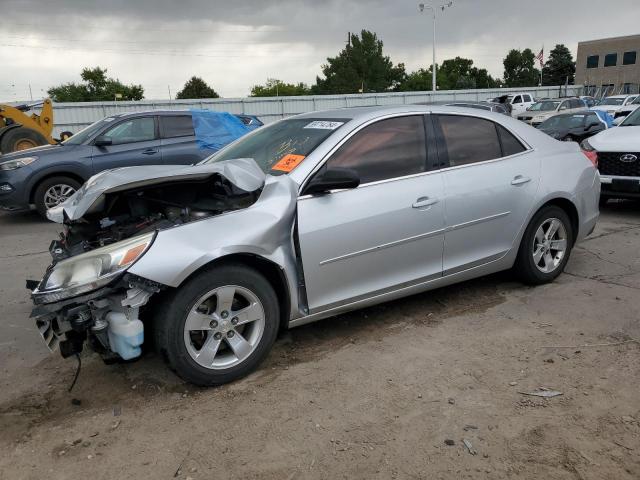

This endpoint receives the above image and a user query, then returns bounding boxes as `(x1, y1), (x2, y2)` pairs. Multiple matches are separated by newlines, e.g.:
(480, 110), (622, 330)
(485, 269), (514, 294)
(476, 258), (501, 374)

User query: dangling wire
(68, 353), (81, 392)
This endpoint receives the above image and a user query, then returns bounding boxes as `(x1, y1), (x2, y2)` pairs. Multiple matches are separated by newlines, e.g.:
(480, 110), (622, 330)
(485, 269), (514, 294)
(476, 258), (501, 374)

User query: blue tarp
(190, 109), (253, 151)
(590, 109), (615, 128)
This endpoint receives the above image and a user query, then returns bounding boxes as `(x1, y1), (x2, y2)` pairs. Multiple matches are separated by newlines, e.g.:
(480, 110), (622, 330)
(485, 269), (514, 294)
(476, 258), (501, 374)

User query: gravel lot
(0, 205), (639, 480)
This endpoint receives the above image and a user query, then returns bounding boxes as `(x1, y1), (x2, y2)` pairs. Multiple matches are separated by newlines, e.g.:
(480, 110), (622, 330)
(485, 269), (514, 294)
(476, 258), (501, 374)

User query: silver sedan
(31, 105), (600, 385)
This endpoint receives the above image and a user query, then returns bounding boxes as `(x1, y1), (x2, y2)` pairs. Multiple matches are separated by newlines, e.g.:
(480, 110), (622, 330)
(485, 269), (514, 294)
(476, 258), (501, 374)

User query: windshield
(621, 108), (640, 126)
(528, 101), (560, 112)
(601, 97), (625, 106)
(631, 97), (640, 105)
(203, 118), (349, 174)
(539, 115), (586, 130)
(62, 117), (116, 145)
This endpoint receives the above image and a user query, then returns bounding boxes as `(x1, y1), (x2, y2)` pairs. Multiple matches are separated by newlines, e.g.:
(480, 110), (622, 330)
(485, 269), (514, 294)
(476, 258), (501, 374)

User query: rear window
(161, 115), (194, 138)
(205, 118), (349, 174)
(437, 115), (502, 166)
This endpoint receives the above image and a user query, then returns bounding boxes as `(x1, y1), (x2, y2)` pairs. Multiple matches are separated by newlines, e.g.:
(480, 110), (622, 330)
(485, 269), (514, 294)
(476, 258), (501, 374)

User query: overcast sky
(1, 0), (639, 101)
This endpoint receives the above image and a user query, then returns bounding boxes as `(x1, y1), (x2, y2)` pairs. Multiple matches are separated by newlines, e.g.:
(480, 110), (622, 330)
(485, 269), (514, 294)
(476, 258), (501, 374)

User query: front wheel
(514, 206), (574, 285)
(154, 264), (280, 386)
(33, 176), (81, 218)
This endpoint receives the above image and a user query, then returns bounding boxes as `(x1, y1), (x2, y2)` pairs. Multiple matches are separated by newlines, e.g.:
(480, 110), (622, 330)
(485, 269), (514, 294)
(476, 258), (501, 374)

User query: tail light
(580, 139), (598, 168)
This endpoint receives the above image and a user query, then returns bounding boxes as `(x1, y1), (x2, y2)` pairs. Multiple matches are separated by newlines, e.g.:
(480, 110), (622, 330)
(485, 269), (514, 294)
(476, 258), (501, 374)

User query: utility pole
(418, 2), (454, 93)
(28, 83), (33, 101)
(167, 85), (172, 101)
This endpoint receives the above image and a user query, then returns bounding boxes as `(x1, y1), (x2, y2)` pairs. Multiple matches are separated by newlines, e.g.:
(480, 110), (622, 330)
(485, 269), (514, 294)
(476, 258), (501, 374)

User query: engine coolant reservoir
(106, 311), (144, 360)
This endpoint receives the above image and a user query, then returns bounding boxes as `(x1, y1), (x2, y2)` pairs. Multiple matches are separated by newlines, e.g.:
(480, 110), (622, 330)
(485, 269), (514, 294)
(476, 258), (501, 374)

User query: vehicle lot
(0, 205), (639, 479)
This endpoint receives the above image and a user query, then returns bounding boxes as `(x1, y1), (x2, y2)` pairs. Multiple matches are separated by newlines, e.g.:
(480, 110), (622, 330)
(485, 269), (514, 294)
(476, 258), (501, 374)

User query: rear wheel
(0, 127), (48, 154)
(33, 176), (81, 218)
(154, 264), (279, 386)
(514, 206), (574, 285)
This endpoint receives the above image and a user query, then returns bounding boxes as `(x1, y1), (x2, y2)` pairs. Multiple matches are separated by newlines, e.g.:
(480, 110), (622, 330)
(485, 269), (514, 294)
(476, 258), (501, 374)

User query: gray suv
(0, 110), (261, 217)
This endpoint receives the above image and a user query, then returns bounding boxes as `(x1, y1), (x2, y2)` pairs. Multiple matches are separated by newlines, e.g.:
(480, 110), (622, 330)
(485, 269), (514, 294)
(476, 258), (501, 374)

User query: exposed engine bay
(51, 175), (261, 262)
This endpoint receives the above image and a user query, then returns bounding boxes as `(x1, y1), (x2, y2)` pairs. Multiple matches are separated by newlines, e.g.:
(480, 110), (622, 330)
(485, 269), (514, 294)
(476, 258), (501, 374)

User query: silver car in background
(31, 105), (600, 386)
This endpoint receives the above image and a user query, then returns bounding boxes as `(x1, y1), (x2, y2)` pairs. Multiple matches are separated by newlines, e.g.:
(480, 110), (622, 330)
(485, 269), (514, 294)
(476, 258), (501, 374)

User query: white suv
(582, 107), (640, 204)
(490, 93), (535, 116)
(592, 95), (638, 116)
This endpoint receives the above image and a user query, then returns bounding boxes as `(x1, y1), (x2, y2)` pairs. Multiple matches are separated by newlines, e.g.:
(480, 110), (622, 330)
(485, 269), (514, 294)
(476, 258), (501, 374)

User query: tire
(59, 131), (74, 141)
(33, 176), (81, 218)
(0, 127), (48, 154)
(514, 205), (574, 285)
(154, 264), (279, 386)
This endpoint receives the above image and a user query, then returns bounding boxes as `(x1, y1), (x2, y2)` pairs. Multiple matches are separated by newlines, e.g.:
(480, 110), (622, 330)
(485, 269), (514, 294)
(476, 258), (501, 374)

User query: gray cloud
(1, 0), (639, 100)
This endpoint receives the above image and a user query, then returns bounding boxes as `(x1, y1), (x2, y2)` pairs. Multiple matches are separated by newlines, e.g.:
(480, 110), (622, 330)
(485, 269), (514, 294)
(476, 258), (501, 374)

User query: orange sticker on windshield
(272, 154), (306, 172)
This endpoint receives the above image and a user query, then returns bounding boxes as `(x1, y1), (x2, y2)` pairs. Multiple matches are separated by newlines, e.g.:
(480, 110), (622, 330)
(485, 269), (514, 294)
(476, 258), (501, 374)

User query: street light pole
(418, 2), (453, 93)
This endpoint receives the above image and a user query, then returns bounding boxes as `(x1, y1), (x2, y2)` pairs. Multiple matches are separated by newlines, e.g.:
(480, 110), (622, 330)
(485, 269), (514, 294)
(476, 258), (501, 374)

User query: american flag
(535, 48), (544, 68)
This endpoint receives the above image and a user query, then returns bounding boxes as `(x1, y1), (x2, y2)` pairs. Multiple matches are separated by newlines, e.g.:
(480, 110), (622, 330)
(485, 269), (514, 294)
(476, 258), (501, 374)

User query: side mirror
(304, 167), (360, 195)
(94, 135), (113, 147)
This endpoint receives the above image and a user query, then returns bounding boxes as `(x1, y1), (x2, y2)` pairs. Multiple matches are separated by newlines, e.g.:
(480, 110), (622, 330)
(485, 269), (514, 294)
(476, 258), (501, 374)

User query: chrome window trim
(297, 111), (533, 198)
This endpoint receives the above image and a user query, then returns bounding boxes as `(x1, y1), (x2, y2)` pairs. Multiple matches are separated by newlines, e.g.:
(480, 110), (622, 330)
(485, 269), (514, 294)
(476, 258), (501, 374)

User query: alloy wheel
(183, 285), (265, 370)
(532, 218), (567, 273)
(43, 184), (77, 209)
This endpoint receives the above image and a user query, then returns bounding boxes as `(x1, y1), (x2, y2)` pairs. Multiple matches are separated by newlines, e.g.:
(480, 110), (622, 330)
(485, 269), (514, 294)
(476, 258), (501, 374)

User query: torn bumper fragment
(31, 274), (162, 360)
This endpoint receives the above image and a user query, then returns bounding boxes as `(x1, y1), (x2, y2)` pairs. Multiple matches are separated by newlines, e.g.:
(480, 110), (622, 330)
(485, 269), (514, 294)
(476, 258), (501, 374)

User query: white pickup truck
(490, 92), (536, 116)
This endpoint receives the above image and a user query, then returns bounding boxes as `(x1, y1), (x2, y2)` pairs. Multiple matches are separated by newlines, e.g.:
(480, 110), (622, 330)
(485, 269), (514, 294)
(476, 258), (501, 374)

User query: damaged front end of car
(28, 159), (267, 362)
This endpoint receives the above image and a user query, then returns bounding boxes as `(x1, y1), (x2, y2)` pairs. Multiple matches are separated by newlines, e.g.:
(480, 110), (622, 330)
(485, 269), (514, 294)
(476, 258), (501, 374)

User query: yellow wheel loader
(0, 98), (63, 154)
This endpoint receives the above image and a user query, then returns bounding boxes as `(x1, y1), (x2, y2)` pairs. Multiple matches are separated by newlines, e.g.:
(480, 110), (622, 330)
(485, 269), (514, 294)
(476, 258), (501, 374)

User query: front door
(297, 115), (445, 312)
(434, 114), (541, 274)
(91, 116), (161, 173)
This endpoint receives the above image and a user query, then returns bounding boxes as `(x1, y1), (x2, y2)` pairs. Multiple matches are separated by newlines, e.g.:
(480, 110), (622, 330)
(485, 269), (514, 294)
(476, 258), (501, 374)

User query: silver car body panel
(48, 105), (599, 329)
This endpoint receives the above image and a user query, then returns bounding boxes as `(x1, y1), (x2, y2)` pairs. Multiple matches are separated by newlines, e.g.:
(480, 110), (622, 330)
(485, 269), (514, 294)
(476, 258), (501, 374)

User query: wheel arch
(538, 197), (580, 246)
(29, 171), (86, 203)
(173, 253), (292, 331)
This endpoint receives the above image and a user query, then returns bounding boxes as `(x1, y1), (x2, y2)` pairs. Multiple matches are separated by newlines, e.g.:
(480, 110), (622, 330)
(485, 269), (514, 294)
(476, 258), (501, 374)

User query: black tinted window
(161, 115), (194, 138)
(623, 51), (636, 65)
(497, 125), (526, 157)
(586, 55), (599, 68)
(513, 96), (522, 104)
(327, 116), (426, 184)
(604, 53), (617, 67)
(437, 115), (501, 166)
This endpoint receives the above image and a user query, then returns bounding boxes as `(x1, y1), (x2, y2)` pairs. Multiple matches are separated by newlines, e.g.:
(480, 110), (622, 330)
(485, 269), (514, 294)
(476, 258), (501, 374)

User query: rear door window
(326, 115), (427, 184)
(161, 115), (194, 138)
(523, 94), (532, 102)
(435, 115), (502, 166)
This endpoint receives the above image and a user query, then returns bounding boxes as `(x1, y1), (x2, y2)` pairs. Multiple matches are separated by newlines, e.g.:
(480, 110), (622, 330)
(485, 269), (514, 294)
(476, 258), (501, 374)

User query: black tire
(0, 127), (48, 154)
(59, 131), (74, 141)
(154, 264), (279, 386)
(514, 205), (574, 285)
(33, 176), (81, 218)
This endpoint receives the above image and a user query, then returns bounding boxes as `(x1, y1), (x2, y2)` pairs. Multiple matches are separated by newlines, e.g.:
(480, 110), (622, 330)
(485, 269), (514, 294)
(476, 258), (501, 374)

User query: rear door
(159, 114), (206, 165)
(297, 114), (445, 312)
(90, 116), (161, 173)
(434, 114), (540, 274)
(511, 95), (524, 115)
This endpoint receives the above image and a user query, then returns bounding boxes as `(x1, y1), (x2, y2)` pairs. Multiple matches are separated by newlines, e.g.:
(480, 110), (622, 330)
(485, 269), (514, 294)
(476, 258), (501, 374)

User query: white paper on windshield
(304, 121), (344, 130)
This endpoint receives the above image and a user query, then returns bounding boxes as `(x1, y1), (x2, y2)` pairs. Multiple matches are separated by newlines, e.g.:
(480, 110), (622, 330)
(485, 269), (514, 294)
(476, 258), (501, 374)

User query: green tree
(250, 78), (311, 97)
(48, 67), (144, 102)
(312, 30), (406, 94)
(399, 57), (499, 91)
(503, 49), (540, 87)
(175, 76), (219, 99)
(541, 44), (575, 86)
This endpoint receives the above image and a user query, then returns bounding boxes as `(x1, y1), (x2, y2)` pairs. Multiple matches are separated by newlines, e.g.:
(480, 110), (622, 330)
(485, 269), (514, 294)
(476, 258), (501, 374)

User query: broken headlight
(32, 232), (155, 304)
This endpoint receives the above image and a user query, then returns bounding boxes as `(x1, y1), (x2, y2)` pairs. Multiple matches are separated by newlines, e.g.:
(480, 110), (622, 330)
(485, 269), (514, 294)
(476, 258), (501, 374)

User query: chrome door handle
(412, 196), (439, 209)
(511, 176), (531, 186)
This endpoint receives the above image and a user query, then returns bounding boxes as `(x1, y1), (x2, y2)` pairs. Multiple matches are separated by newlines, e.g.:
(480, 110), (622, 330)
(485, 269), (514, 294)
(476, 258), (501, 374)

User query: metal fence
(50, 85), (583, 137)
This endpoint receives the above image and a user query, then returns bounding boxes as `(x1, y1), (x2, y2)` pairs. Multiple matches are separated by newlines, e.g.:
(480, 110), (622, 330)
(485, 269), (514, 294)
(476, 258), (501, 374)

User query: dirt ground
(0, 204), (638, 480)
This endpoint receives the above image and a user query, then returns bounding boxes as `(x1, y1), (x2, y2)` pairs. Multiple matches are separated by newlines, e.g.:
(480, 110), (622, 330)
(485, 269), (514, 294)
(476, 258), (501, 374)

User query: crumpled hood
(47, 158), (266, 223)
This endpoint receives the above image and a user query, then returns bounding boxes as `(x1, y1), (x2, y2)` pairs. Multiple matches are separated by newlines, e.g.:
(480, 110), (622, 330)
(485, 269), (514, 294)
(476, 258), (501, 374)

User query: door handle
(142, 148), (158, 155)
(412, 196), (439, 209)
(511, 175), (531, 186)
